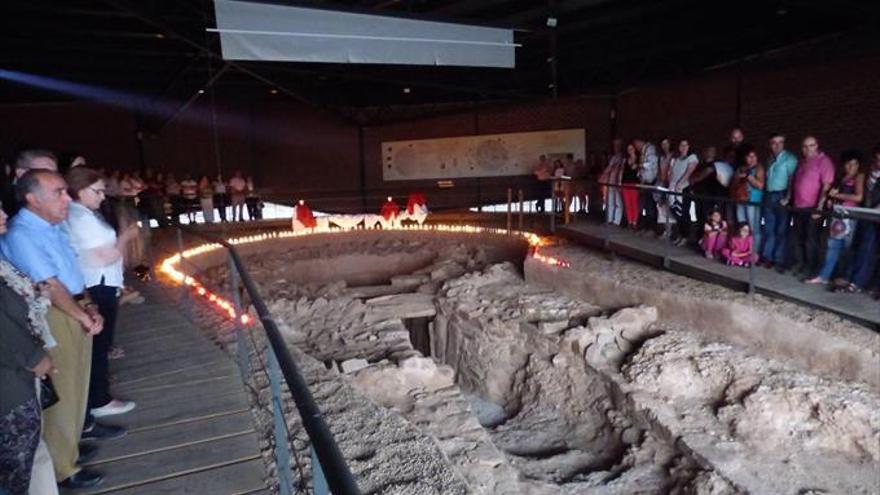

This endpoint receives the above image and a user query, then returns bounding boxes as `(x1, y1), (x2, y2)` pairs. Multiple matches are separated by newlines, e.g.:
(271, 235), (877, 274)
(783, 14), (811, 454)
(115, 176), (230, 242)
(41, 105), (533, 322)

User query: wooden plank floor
(558, 220), (880, 330)
(61, 283), (267, 495)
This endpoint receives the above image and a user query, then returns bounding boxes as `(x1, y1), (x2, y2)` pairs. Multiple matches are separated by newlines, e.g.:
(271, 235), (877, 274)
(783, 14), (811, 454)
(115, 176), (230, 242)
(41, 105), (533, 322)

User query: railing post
(550, 181), (556, 233)
(176, 227), (192, 318)
(517, 189), (524, 231)
(506, 188), (512, 235)
(227, 253), (250, 379)
(311, 445), (330, 495)
(663, 191), (671, 269)
(268, 350), (295, 495)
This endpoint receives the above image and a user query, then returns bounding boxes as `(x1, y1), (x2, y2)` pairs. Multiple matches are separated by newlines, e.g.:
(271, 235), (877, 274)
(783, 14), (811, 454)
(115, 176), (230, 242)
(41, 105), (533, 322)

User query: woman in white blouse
(63, 167), (137, 418)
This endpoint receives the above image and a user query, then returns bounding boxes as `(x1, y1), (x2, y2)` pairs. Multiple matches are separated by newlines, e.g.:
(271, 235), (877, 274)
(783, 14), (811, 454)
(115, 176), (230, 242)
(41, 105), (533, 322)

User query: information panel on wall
(382, 128), (586, 181)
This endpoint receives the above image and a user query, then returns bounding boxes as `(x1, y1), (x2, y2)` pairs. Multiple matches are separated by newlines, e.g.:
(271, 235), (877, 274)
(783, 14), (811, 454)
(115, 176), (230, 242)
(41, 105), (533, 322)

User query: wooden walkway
(62, 282), (268, 495)
(558, 220), (880, 330)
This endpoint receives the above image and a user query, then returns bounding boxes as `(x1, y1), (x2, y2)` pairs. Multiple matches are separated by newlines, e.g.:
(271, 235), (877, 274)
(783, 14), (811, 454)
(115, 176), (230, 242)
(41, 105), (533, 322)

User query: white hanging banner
(212, 0), (516, 68)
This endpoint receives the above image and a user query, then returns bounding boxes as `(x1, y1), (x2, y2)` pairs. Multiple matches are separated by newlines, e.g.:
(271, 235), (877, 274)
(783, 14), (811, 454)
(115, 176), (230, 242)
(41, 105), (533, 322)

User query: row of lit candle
(158, 223), (567, 323)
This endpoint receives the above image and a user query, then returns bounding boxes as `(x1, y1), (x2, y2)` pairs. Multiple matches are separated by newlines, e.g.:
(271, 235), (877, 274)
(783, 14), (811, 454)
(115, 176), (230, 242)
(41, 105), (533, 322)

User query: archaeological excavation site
(176, 228), (880, 495)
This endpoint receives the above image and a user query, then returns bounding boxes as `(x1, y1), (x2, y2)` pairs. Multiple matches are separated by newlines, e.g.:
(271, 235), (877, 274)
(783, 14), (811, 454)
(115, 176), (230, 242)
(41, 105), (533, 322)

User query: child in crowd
(700, 209), (728, 259)
(722, 222), (758, 267)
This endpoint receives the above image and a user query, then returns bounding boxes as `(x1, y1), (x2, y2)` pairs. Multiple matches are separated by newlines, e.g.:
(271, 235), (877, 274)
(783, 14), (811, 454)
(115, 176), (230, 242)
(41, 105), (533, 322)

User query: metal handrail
(178, 225), (361, 495)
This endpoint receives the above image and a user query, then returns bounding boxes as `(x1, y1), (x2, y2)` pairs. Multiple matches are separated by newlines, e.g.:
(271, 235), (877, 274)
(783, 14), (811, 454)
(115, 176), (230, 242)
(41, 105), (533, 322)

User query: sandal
(844, 283), (863, 294)
(804, 276), (828, 285)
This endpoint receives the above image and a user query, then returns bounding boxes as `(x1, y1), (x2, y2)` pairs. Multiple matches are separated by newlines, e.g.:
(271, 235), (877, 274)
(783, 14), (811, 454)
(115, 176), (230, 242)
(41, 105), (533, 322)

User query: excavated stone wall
(524, 245), (880, 389)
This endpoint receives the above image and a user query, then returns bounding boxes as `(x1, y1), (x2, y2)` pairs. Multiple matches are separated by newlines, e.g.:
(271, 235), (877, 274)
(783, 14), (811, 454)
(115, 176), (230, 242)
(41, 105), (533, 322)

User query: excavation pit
(188, 230), (879, 494)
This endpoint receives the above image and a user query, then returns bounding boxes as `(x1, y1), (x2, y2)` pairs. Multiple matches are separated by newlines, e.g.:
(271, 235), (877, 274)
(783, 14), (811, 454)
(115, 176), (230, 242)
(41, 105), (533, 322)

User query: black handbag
(39, 376), (59, 410)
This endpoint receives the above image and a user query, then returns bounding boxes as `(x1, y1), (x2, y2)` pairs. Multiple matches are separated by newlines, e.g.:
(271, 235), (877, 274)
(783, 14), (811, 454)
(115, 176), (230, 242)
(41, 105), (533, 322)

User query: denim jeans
(848, 222), (878, 289)
(761, 191), (789, 264)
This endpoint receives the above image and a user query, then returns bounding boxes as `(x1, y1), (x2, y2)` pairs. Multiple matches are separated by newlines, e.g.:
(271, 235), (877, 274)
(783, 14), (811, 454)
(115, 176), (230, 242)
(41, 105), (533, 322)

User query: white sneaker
(91, 399), (136, 418)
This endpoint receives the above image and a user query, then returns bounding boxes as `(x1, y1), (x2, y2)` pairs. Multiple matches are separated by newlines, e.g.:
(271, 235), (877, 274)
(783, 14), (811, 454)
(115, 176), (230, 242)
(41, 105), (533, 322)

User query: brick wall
(2, 54), (877, 197)
(741, 56), (880, 161)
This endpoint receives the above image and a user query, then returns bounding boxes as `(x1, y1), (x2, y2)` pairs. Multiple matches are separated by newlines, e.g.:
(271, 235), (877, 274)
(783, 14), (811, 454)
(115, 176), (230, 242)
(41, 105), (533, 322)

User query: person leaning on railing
(668, 139), (699, 246)
(806, 150), (865, 285)
(833, 144), (880, 296)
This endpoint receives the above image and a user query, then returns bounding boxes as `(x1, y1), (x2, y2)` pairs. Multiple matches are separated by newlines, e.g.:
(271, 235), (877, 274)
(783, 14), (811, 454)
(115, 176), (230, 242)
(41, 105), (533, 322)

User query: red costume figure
(381, 196), (401, 221)
(406, 192), (427, 215)
(295, 199), (317, 228)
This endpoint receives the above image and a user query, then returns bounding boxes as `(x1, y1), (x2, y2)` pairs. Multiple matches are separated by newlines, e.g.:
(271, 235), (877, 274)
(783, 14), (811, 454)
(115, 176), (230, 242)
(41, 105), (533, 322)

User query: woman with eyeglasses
(62, 167), (137, 420)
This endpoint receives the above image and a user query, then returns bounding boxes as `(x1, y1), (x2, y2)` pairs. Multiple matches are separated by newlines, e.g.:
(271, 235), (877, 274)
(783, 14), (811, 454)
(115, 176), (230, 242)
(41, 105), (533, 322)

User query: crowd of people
(589, 129), (879, 297)
(90, 166), (264, 227)
(0, 149), (190, 493)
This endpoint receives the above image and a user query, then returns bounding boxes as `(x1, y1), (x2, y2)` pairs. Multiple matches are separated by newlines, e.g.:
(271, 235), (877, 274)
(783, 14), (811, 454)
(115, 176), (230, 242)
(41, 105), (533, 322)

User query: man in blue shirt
(0, 168), (106, 489)
(760, 133), (799, 269)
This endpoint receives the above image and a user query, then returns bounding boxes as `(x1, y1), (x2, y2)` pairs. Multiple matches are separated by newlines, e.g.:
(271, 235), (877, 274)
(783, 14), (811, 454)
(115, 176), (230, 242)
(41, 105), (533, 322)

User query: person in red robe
(406, 192), (427, 215)
(381, 196), (400, 221)
(295, 199), (317, 228)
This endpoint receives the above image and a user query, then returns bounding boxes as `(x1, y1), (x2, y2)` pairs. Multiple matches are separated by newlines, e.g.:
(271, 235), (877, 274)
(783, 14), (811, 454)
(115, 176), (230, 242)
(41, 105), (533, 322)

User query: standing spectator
(836, 144), (880, 293)
(685, 146), (733, 244)
(2, 149), (59, 217)
(668, 139), (699, 246)
(228, 170), (248, 221)
(137, 170), (166, 228)
(729, 127), (745, 149)
(164, 173), (181, 224)
(787, 136), (835, 277)
(761, 134), (798, 269)
(213, 175), (228, 223)
(0, 169), (106, 489)
(532, 155), (553, 213)
(620, 143), (642, 229)
(633, 139), (658, 232)
(63, 168), (138, 421)
(179, 174), (198, 224)
(600, 139), (625, 225)
(655, 138), (674, 233)
(245, 175), (263, 221)
(104, 170), (121, 199)
(806, 151), (864, 285)
(0, 200), (58, 495)
(198, 176), (214, 224)
(551, 159), (566, 213)
(730, 146), (765, 250)
(118, 172), (139, 209)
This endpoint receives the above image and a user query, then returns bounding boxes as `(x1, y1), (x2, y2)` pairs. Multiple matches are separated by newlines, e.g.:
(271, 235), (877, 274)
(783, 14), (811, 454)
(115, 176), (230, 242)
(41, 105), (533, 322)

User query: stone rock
(340, 358), (370, 374)
(364, 293), (437, 323)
